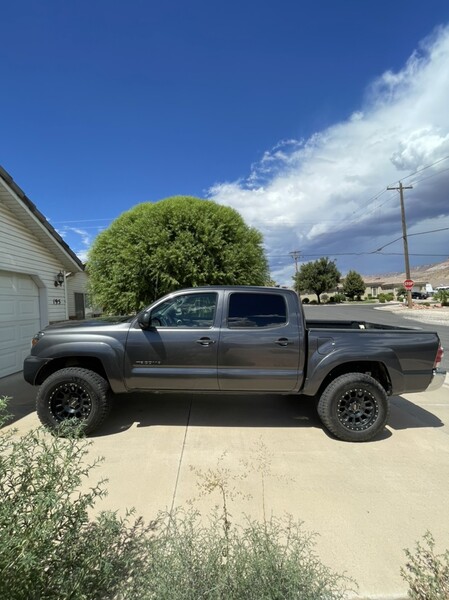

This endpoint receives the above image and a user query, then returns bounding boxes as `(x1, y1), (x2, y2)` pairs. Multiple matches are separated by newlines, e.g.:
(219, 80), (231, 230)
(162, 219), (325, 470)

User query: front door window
(151, 292), (217, 328)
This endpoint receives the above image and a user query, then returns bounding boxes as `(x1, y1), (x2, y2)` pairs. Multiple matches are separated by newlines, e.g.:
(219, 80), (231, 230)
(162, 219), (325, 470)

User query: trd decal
(135, 360), (162, 365)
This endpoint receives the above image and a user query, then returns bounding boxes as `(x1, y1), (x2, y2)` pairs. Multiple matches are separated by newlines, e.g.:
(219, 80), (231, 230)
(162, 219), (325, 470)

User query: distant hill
(363, 259), (449, 288)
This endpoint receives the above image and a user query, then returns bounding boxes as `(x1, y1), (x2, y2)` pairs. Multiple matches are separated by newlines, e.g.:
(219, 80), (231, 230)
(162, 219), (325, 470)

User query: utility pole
(387, 182), (413, 308)
(289, 250), (301, 273)
(290, 250), (301, 295)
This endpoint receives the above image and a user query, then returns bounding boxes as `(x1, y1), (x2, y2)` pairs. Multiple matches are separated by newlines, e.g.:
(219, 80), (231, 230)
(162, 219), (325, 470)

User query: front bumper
(426, 368), (447, 392)
(23, 355), (52, 385)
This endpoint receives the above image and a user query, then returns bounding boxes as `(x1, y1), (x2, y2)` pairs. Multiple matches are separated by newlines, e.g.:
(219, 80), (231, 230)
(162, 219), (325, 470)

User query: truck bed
(306, 319), (414, 331)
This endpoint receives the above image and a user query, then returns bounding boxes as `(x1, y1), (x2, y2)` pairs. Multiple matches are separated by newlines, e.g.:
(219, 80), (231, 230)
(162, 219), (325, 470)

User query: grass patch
(401, 532), (449, 599)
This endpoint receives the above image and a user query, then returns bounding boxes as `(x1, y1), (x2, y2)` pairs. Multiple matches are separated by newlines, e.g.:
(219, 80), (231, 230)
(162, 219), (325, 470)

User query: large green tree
(343, 270), (366, 300)
(293, 257), (341, 304)
(87, 196), (268, 313)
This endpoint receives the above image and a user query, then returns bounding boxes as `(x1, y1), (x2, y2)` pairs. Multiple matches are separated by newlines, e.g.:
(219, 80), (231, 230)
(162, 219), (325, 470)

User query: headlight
(31, 332), (45, 347)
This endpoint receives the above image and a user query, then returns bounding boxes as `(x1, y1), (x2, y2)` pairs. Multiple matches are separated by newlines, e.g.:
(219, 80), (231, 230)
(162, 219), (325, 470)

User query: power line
(373, 227), (449, 252)
(409, 165), (449, 187)
(399, 154), (449, 183)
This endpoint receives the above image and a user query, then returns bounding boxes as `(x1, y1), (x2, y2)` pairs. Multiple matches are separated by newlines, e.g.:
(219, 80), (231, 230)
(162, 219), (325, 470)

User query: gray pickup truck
(24, 286), (445, 442)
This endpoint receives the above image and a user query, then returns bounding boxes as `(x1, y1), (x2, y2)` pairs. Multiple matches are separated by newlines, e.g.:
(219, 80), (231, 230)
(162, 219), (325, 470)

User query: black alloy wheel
(336, 386), (379, 432)
(49, 381), (93, 422)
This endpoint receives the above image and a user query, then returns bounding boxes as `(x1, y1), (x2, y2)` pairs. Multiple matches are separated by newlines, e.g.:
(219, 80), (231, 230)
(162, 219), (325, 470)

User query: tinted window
(228, 293), (287, 328)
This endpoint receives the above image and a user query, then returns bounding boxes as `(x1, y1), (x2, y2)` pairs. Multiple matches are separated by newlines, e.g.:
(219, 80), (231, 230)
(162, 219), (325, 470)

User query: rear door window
(227, 293), (287, 328)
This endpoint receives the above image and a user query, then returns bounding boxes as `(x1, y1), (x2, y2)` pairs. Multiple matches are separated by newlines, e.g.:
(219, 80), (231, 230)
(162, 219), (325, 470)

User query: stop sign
(404, 279), (414, 290)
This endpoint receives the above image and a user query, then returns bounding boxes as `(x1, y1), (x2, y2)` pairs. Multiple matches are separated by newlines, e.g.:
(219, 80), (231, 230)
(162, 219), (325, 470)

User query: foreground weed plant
(402, 532), (449, 600)
(0, 397), (155, 600)
(146, 508), (355, 600)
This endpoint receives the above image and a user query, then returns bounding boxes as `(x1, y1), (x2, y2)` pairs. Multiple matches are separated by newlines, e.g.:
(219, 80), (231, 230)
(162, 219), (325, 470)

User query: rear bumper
(426, 368), (447, 392)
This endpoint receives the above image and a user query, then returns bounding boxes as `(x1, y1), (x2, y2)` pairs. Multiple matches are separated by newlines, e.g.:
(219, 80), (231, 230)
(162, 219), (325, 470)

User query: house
(363, 280), (429, 298)
(0, 165), (88, 377)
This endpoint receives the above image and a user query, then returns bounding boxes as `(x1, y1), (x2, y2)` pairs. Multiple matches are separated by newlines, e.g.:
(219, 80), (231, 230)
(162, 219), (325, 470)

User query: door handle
(275, 337), (292, 346)
(196, 337), (216, 346)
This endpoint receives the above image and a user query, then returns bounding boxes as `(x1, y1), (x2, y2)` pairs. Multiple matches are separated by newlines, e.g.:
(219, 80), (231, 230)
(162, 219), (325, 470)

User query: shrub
(145, 509), (354, 600)
(0, 397), (155, 600)
(396, 287), (406, 300)
(434, 289), (449, 306)
(333, 293), (346, 303)
(302, 297), (310, 304)
(402, 532), (449, 599)
(378, 293), (394, 303)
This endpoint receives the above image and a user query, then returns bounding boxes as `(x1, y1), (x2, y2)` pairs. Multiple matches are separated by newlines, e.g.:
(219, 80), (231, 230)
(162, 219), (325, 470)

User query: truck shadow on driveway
(94, 393), (321, 436)
(92, 392), (444, 440)
(388, 395), (444, 430)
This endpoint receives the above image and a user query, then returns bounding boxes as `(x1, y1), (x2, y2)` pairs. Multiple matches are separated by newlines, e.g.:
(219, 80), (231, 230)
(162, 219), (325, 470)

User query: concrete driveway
(1, 371), (448, 599)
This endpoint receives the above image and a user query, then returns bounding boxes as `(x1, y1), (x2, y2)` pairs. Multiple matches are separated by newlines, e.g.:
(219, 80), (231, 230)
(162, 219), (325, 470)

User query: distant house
(0, 166), (88, 377)
(363, 280), (429, 298)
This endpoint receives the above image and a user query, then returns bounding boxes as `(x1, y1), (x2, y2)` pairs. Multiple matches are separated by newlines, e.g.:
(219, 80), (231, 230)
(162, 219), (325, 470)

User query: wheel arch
(313, 361), (392, 399)
(34, 356), (108, 386)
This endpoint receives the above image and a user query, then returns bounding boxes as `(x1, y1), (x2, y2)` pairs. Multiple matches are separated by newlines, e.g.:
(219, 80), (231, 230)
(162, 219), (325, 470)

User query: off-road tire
(317, 372), (389, 442)
(36, 367), (111, 435)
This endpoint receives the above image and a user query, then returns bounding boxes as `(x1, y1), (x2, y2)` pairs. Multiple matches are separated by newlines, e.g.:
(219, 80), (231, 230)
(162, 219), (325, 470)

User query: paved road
(304, 303), (449, 370)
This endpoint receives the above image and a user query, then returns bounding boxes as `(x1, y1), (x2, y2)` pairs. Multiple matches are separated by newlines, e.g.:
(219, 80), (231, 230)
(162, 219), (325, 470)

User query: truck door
(218, 291), (301, 392)
(125, 291), (220, 391)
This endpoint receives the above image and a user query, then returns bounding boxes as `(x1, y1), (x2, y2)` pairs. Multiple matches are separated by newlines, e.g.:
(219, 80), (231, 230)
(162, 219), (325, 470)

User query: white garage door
(0, 271), (40, 378)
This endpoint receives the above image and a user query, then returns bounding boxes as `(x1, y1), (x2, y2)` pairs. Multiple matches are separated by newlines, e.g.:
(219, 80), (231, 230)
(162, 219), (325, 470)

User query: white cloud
(209, 25), (449, 285)
(59, 226), (93, 262)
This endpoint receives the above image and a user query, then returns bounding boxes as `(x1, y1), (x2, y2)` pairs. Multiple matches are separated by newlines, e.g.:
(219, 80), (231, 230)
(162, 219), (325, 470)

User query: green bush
(0, 396), (154, 600)
(302, 297), (310, 304)
(402, 532), (449, 599)
(434, 289), (449, 306)
(378, 292), (394, 303)
(333, 293), (346, 303)
(146, 509), (354, 600)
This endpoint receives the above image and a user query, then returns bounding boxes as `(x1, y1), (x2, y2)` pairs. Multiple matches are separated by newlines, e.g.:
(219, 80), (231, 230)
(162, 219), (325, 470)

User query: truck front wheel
(36, 367), (111, 435)
(317, 373), (389, 442)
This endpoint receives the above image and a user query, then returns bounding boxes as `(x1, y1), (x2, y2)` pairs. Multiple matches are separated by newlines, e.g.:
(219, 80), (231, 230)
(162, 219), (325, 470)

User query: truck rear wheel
(317, 373), (389, 442)
(36, 367), (111, 435)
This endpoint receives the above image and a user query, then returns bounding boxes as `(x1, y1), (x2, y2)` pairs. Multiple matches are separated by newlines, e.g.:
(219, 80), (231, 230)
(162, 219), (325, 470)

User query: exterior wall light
(54, 271), (64, 287)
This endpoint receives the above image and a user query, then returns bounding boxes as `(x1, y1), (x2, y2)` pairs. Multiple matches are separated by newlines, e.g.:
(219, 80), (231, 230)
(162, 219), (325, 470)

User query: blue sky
(2, 1), (449, 285)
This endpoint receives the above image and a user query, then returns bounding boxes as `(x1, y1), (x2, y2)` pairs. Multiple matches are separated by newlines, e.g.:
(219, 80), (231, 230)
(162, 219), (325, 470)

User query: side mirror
(138, 312), (151, 330)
